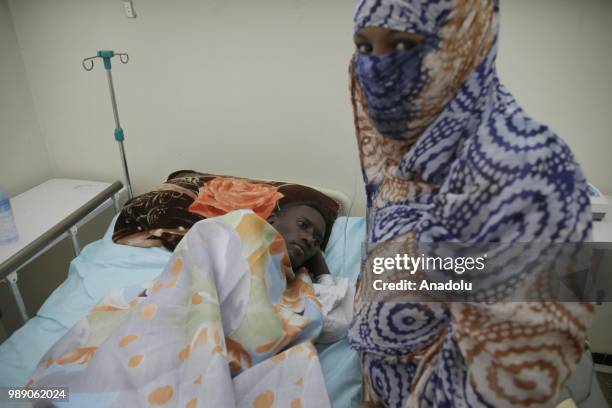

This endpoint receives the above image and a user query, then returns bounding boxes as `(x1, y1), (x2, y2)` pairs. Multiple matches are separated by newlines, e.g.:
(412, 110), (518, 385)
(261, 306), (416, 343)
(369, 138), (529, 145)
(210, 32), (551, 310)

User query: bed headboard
(307, 185), (353, 216)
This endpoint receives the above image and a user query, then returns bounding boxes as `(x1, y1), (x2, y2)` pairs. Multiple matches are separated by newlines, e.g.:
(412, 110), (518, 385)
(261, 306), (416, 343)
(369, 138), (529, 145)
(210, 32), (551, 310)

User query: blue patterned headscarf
(350, 0), (591, 244)
(354, 0), (499, 142)
(348, 1), (593, 406)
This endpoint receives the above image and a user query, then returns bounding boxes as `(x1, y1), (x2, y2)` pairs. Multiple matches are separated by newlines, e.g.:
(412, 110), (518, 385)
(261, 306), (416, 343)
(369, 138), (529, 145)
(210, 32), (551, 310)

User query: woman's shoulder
(467, 107), (583, 185)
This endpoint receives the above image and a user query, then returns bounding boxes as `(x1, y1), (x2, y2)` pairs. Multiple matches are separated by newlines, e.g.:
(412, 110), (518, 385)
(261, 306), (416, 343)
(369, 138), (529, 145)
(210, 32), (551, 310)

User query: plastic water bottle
(0, 187), (19, 245)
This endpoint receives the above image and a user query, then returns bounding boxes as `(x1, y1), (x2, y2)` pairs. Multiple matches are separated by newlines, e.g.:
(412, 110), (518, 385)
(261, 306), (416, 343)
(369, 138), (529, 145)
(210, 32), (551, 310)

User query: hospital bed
(0, 181), (365, 407)
(0, 178), (606, 407)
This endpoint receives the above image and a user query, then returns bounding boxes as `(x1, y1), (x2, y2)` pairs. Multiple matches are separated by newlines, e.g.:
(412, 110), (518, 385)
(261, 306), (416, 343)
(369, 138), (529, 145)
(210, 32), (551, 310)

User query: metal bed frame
(0, 181), (123, 324)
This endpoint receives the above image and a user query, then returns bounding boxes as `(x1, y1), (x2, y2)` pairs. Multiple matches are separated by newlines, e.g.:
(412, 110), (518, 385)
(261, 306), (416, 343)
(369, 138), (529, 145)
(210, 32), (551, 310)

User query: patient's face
(268, 205), (326, 269)
(353, 27), (423, 56)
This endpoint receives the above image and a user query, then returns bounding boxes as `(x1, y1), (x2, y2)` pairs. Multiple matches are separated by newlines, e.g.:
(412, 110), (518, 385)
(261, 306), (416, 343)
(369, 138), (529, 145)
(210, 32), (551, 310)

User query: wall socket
(123, 0), (136, 18)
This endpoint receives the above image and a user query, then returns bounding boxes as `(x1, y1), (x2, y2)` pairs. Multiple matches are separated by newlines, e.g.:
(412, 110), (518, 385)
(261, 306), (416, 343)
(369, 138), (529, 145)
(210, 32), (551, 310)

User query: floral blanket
(28, 210), (330, 407)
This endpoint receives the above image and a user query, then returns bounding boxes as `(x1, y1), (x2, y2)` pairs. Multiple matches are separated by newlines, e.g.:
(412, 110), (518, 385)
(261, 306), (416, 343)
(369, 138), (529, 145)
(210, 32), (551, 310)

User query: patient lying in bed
(260, 202), (353, 344)
(27, 204), (352, 407)
(138, 200), (353, 342)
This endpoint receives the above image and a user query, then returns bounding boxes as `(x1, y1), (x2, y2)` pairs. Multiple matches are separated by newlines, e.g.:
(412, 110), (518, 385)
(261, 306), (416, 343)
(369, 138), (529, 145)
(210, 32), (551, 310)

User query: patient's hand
(303, 250), (330, 279)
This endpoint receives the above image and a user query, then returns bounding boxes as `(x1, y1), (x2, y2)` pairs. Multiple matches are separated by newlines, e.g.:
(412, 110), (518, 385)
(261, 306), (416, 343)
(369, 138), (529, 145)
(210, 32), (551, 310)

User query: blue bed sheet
(0, 215), (365, 407)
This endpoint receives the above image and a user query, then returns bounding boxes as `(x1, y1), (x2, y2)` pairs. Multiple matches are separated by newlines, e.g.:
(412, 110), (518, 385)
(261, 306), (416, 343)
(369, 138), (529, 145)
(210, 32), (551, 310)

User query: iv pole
(82, 50), (134, 200)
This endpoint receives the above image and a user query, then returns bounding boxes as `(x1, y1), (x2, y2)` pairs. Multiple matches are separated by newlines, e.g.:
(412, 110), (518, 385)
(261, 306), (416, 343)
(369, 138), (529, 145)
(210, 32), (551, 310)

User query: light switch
(123, 0), (136, 18)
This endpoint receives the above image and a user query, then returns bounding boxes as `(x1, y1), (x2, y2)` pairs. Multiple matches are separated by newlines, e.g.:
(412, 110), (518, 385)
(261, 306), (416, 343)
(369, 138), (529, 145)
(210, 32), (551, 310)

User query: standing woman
(347, 0), (594, 407)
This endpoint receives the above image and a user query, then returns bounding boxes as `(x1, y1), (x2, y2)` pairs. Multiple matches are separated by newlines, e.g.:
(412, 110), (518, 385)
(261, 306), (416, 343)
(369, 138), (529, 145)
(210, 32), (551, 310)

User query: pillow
(324, 217), (366, 282)
(112, 170), (340, 251)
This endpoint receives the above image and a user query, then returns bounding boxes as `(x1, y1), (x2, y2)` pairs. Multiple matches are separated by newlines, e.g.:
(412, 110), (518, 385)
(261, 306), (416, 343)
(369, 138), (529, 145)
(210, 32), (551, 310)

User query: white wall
(6, 0), (365, 213)
(0, 0), (51, 197)
(498, 0), (612, 195)
(5, 0), (612, 216)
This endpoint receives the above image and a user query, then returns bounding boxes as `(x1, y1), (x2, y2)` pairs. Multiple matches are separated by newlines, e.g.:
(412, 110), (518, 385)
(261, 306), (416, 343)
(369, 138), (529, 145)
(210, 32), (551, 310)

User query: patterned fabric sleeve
(353, 234), (595, 407)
